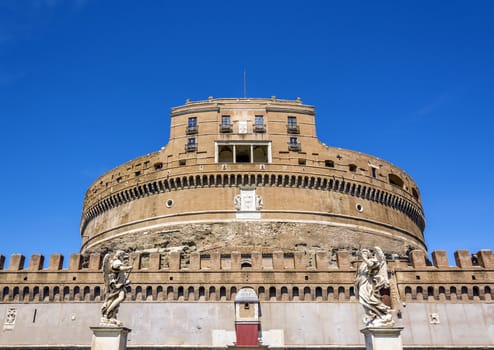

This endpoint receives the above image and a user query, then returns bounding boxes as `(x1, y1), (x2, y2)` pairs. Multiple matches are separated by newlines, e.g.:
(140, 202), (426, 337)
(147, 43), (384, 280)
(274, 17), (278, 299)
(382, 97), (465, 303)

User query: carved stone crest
(3, 307), (16, 330)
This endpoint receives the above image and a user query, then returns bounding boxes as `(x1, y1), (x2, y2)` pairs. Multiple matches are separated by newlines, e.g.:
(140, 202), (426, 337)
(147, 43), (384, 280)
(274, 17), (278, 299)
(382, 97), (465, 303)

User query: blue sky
(0, 1), (492, 265)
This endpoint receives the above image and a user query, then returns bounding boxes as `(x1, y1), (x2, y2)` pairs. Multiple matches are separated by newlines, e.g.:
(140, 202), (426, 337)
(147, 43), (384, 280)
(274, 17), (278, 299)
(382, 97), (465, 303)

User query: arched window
(281, 286), (288, 300)
(157, 286), (164, 300)
(135, 286), (143, 301)
(338, 286), (345, 299)
(388, 174), (404, 188)
(315, 287), (323, 299)
(23, 287), (30, 302)
(146, 286), (153, 301)
(2, 287), (10, 302)
(220, 286), (227, 300)
(53, 286), (60, 301)
(485, 286), (492, 295)
(269, 287), (276, 300)
(167, 286), (174, 300)
(188, 286), (195, 301)
(292, 287), (299, 298)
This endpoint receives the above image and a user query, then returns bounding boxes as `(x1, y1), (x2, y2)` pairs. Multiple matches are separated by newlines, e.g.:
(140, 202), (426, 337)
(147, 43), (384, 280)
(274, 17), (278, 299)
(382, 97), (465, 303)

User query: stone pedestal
(360, 327), (404, 350)
(90, 326), (131, 350)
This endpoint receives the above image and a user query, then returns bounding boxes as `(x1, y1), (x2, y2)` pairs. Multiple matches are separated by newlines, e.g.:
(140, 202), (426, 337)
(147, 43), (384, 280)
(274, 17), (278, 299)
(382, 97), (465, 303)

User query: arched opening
(230, 287), (237, 300)
(292, 287), (299, 299)
(23, 287), (30, 302)
(209, 286), (216, 301)
(269, 287), (276, 300)
(188, 286), (195, 301)
(220, 286), (227, 300)
(327, 286), (334, 300)
(389, 174), (404, 188)
(167, 286), (174, 300)
(258, 286), (265, 301)
(303, 287), (311, 300)
(53, 286), (60, 302)
(43, 286), (50, 302)
(315, 287), (323, 300)
(157, 286), (164, 300)
(281, 286), (288, 300)
(135, 286), (143, 301)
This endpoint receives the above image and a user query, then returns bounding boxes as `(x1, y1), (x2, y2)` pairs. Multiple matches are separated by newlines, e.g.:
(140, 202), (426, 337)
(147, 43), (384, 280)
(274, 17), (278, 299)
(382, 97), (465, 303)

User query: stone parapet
(0, 250), (492, 304)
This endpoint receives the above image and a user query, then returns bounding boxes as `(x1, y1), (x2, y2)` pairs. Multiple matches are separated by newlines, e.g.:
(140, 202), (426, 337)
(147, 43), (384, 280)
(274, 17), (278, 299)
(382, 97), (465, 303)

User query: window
(186, 138), (197, 152)
(254, 115), (265, 132)
(235, 145), (251, 163)
(288, 116), (297, 128)
(388, 174), (404, 188)
(252, 145), (268, 162)
(216, 142), (271, 163)
(288, 137), (301, 151)
(188, 117), (197, 128)
(325, 160), (334, 168)
(186, 117), (197, 134)
(349, 164), (357, 172)
(287, 116), (299, 134)
(371, 167), (377, 178)
(220, 115), (232, 132)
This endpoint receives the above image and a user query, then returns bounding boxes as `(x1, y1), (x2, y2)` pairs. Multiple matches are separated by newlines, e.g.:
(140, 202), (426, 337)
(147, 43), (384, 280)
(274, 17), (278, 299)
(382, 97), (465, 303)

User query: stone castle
(1, 97), (493, 349)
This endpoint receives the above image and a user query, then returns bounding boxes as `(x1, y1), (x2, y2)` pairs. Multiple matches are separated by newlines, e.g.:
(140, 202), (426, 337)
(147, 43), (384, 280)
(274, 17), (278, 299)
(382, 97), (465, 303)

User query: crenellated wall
(1, 249), (492, 304)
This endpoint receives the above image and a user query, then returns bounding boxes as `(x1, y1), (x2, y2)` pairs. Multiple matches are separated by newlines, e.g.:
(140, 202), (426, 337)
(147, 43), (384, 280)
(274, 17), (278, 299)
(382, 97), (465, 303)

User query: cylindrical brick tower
(80, 97), (425, 256)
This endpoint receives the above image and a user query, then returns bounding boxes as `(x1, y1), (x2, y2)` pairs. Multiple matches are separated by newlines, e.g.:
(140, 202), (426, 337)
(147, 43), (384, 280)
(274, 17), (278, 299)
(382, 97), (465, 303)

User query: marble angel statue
(100, 250), (133, 326)
(355, 246), (394, 327)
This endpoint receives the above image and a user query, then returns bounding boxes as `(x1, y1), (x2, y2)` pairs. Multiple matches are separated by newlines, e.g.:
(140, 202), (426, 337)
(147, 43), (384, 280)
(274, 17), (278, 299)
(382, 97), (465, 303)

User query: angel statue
(100, 250), (133, 327)
(355, 247), (394, 327)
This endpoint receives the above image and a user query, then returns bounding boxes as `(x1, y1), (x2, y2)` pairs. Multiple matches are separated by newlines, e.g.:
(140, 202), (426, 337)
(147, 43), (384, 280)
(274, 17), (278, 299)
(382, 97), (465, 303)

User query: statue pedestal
(360, 327), (404, 350)
(90, 326), (131, 350)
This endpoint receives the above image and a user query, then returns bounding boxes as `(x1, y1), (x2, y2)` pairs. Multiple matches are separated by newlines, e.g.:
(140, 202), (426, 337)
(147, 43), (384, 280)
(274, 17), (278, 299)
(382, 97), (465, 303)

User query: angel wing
(373, 247), (390, 289)
(102, 253), (112, 292)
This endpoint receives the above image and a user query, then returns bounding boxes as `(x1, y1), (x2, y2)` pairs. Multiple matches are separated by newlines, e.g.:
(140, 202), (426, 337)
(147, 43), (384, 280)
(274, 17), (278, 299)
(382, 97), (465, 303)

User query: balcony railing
(253, 124), (266, 133)
(185, 143), (197, 152)
(287, 124), (300, 134)
(220, 124), (233, 133)
(186, 126), (198, 135)
(288, 142), (301, 151)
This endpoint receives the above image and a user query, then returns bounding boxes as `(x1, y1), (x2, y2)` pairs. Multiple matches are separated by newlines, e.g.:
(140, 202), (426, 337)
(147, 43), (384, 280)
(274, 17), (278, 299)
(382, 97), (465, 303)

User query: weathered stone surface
(84, 221), (420, 257)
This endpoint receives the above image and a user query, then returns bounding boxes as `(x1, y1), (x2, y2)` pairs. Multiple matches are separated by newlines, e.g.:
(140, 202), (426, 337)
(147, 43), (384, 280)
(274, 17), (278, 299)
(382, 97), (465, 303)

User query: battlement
(0, 250), (492, 304)
(1, 249), (493, 272)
